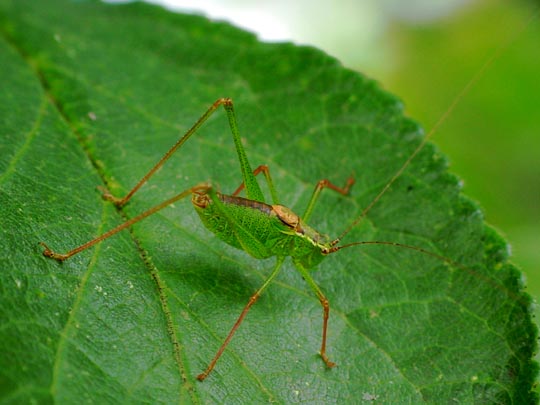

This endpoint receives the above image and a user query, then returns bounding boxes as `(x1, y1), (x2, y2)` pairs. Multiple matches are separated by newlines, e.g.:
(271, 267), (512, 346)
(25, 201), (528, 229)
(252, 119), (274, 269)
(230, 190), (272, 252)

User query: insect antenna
(326, 240), (527, 306)
(331, 10), (538, 248)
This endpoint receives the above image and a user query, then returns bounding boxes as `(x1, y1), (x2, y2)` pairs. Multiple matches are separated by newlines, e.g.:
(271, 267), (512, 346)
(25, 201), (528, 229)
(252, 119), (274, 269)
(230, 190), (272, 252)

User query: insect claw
(321, 353), (337, 368)
(344, 176), (355, 194)
(196, 372), (209, 382)
(39, 242), (68, 262)
(97, 185), (125, 206)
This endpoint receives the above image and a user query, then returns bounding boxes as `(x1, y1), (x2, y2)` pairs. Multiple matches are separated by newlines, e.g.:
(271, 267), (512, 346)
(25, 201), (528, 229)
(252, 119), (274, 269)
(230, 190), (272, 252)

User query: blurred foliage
(359, 0), (540, 303)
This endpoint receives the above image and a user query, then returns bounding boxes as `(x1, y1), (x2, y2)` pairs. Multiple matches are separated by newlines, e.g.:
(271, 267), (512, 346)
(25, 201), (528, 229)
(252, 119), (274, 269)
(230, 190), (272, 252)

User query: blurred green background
(371, 1), (540, 312)
(120, 0), (540, 320)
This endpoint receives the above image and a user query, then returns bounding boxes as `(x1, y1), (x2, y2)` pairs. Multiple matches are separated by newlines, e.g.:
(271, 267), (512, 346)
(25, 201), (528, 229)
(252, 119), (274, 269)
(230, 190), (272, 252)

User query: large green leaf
(0, 1), (537, 403)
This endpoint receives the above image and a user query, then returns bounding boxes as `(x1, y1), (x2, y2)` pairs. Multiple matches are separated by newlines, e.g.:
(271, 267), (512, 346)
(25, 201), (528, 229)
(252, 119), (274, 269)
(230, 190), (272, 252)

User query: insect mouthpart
(191, 191), (210, 208)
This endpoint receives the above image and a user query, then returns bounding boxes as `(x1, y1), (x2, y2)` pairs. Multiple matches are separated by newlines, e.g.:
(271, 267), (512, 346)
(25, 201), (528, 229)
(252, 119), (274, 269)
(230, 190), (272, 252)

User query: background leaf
(0, 0), (537, 403)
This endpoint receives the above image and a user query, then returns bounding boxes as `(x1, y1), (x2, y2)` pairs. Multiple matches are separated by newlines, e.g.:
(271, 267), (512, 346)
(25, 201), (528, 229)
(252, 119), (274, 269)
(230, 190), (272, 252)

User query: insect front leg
(295, 262), (336, 368)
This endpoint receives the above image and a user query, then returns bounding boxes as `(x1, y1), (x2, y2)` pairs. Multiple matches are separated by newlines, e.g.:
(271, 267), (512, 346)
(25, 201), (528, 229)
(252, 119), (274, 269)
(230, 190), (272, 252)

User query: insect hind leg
(96, 98), (262, 207)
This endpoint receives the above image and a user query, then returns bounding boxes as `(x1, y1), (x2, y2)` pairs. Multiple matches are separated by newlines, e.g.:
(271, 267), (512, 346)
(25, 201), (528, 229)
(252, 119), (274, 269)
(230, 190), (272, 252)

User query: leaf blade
(0, 0), (536, 403)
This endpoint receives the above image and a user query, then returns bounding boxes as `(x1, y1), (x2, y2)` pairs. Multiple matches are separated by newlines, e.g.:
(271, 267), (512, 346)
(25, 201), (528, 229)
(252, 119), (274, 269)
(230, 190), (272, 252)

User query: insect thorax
(191, 191), (330, 268)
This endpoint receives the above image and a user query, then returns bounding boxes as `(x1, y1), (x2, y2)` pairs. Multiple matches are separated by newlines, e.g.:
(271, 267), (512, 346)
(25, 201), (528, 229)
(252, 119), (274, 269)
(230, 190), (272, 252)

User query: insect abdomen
(192, 192), (292, 259)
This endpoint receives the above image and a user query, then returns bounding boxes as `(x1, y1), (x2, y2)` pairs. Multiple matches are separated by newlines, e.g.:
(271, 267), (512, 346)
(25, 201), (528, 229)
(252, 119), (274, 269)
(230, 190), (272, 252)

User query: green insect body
(40, 97), (354, 381)
(38, 17), (534, 385)
(193, 189), (330, 268)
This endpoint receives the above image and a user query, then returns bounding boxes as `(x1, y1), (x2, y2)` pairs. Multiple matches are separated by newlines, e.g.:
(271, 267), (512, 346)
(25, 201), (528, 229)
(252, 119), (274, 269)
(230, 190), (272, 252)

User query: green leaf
(0, 0), (537, 403)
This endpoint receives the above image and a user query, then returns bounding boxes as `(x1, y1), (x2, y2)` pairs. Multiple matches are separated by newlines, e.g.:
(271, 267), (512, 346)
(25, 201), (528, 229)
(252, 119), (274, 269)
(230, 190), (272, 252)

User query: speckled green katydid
(39, 98), (440, 381)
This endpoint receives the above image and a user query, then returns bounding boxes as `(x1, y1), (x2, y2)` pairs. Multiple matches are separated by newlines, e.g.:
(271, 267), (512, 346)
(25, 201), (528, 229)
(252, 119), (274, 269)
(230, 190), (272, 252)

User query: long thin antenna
(327, 240), (524, 304)
(332, 9), (539, 246)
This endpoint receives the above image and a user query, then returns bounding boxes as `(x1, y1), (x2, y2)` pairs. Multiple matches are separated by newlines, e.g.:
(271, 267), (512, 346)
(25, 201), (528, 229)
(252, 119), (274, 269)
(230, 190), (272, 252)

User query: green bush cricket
(39, 95), (471, 381)
(39, 31), (529, 380)
(42, 98), (359, 380)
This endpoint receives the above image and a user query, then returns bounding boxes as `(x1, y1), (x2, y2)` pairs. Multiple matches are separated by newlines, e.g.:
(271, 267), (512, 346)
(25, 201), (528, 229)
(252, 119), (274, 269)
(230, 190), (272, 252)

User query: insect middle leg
(232, 167), (354, 212)
(302, 177), (355, 221)
(231, 164), (279, 204)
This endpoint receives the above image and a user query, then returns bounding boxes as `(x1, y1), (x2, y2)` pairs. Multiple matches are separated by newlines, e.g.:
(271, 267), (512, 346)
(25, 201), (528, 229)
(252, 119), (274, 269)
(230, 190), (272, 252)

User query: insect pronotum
(39, 15), (534, 381)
